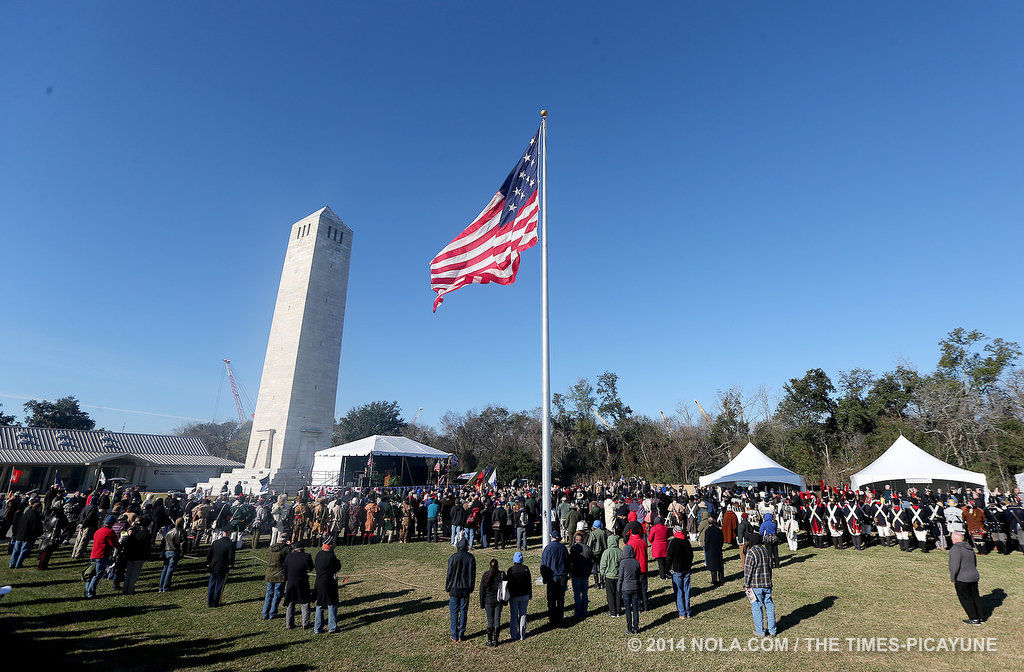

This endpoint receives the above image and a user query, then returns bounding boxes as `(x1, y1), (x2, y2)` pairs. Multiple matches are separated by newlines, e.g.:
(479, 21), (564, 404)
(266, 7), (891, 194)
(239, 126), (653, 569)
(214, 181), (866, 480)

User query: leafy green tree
(0, 402), (15, 426)
(334, 401), (406, 445)
(23, 396), (95, 430)
(176, 420), (252, 462)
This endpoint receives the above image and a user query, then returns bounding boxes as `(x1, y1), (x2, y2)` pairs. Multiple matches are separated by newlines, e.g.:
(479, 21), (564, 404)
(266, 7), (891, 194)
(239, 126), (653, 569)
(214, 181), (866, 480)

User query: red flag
(10, 468), (23, 484)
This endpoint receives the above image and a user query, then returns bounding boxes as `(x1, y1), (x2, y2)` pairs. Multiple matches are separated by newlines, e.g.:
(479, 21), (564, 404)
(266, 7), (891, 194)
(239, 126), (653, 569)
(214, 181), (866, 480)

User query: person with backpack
(159, 518), (185, 592)
(479, 557), (505, 646)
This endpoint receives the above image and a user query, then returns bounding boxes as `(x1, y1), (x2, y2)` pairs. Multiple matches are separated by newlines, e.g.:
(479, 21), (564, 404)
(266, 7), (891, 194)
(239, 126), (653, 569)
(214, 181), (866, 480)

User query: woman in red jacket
(627, 531), (649, 612)
(649, 517), (670, 580)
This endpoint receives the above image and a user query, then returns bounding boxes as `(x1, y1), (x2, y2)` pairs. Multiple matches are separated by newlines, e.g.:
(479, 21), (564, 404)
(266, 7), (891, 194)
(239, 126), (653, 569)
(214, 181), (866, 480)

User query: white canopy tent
(310, 435), (453, 486)
(850, 435), (988, 491)
(1017, 472), (1024, 492)
(698, 442), (807, 490)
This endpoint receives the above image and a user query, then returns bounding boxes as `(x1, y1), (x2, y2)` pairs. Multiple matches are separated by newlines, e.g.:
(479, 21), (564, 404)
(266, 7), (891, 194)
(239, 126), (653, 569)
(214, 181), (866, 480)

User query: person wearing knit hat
(506, 551), (532, 641)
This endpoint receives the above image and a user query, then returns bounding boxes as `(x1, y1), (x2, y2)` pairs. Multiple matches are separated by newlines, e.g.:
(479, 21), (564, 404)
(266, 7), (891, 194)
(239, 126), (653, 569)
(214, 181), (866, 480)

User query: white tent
(310, 435), (453, 485)
(1014, 472), (1023, 493)
(698, 442), (806, 489)
(850, 435), (988, 491)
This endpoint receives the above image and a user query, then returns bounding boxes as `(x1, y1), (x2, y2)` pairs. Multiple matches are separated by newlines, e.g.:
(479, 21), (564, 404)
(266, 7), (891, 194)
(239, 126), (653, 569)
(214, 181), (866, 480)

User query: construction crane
(411, 407), (423, 424)
(694, 399), (711, 423)
(222, 359), (248, 424)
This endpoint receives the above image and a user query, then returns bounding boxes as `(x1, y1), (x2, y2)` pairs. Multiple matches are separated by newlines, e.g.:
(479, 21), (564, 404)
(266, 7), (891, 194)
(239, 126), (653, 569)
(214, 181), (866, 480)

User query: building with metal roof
(0, 426), (243, 492)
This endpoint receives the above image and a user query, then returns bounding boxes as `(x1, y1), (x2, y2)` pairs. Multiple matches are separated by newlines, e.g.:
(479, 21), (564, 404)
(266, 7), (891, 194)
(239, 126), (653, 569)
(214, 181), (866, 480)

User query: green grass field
(0, 537), (1019, 672)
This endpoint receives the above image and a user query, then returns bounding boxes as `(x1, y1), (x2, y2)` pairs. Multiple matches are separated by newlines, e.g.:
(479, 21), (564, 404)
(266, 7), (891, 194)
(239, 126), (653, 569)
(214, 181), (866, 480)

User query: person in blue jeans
(568, 532), (594, 619)
(743, 532), (777, 636)
(506, 551), (532, 641)
(9, 497), (43, 568)
(444, 536), (476, 641)
(159, 519), (185, 592)
(313, 541), (341, 634)
(666, 525), (694, 618)
(262, 539), (292, 620)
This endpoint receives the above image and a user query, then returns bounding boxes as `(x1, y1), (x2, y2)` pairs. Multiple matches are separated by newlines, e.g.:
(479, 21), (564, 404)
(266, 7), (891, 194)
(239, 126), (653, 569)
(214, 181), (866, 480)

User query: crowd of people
(1, 476), (1020, 640)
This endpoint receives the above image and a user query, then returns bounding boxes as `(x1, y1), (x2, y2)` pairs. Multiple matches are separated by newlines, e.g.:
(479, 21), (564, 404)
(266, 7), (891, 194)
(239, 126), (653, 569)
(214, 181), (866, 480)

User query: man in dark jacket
(667, 525), (694, 618)
(506, 551), (532, 641)
(617, 544), (642, 634)
(206, 530), (235, 607)
(949, 532), (984, 625)
(540, 532), (569, 626)
(283, 544), (315, 629)
(445, 536), (476, 641)
(313, 541), (342, 633)
(263, 538), (292, 619)
(704, 518), (726, 587)
(568, 532), (595, 619)
(9, 498), (43, 568)
(73, 500), (100, 559)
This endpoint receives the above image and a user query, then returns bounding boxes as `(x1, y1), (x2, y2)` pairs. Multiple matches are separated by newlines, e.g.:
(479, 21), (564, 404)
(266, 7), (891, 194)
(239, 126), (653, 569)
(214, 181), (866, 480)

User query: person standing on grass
(9, 497), (43, 569)
(479, 557), (504, 646)
(73, 498), (99, 559)
(666, 525), (693, 619)
(506, 551), (531, 641)
(159, 518), (185, 593)
(600, 533), (622, 618)
(626, 526), (649, 612)
(743, 532), (776, 637)
(313, 540), (341, 634)
(85, 515), (120, 598)
(617, 544), (642, 635)
(283, 542), (315, 628)
(949, 531), (984, 625)
(540, 532), (569, 627)
(121, 517), (151, 594)
(445, 536), (476, 641)
(568, 531), (594, 619)
(515, 503), (529, 551)
(206, 530), (235, 607)
(262, 534), (292, 619)
(759, 512), (780, 568)
(704, 517), (725, 587)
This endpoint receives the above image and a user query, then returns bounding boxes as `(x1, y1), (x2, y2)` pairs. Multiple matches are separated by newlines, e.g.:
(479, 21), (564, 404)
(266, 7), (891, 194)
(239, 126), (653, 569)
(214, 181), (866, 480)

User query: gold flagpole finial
(540, 109), (547, 117)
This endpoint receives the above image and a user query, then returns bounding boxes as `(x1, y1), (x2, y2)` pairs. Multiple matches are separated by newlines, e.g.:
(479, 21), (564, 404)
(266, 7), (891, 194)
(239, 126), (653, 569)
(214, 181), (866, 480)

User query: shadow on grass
(780, 552), (816, 567)
(777, 594), (837, 632)
(1, 615), (313, 671)
(982, 588), (1006, 620)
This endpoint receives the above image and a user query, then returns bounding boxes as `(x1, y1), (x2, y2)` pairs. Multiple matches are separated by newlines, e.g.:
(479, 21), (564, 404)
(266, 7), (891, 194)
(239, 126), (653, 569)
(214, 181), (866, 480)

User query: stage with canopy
(698, 442), (807, 490)
(310, 435), (454, 487)
(850, 435), (988, 493)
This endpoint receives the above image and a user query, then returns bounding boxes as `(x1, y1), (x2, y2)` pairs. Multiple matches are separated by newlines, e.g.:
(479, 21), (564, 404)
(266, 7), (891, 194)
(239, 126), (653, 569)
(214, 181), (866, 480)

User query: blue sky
(1, 3), (1022, 433)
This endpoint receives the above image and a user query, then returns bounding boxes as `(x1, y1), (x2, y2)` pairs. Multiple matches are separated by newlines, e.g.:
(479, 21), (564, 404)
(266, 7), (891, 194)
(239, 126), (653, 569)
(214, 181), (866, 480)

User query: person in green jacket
(600, 533), (622, 617)
(587, 521), (609, 588)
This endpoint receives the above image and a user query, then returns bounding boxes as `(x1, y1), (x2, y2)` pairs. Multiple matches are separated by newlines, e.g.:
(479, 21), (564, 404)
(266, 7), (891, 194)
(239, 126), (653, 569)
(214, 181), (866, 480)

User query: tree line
(13, 328), (1023, 491)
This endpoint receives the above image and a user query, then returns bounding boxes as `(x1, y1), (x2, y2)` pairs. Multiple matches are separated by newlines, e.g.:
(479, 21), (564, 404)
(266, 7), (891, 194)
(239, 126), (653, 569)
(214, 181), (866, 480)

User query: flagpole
(539, 109), (552, 550)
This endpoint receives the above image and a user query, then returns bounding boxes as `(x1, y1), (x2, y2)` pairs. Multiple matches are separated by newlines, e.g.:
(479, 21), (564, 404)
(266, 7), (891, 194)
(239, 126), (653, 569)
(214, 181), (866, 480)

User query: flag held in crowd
(429, 129), (540, 311)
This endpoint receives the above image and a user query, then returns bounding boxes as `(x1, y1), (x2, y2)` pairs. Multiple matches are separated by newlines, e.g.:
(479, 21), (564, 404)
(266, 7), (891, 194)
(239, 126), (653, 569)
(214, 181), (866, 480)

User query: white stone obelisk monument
(195, 206), (352, 495)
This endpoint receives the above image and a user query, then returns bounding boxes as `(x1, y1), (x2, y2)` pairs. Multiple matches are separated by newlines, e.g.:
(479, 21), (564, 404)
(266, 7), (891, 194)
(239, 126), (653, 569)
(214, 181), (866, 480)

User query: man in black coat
(206, 530), (235, 607)
(704, 518), (725, 587)
(74, 500), (100, 559)
(9, 498), (43, 569)
(283, 544), (315, 629)
(313, 541), (341, 633)
(444, 536), (476, 641)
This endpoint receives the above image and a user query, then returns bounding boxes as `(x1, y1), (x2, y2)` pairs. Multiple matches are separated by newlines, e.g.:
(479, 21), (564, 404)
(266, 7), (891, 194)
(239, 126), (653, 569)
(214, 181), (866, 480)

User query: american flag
(430, 129), (540, 311)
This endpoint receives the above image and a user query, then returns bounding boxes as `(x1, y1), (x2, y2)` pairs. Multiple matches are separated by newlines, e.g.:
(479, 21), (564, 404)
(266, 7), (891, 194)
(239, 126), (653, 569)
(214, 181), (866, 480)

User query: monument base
(191, 466), (310, 497)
